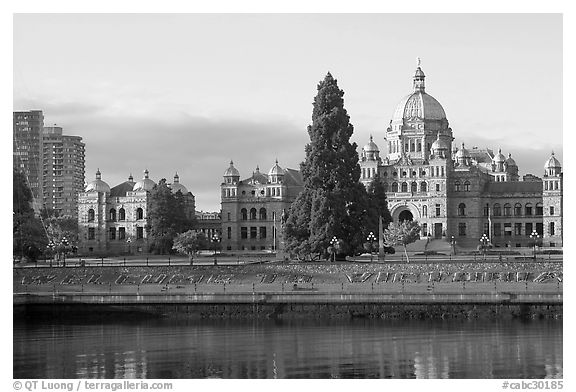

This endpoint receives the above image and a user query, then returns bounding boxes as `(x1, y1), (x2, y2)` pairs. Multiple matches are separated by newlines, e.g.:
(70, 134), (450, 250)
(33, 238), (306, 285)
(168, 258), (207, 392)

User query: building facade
(13, 110), (44, 209)
(77, 170), (195, 255)
(220, 161), (303, 252)
(42, 126), (85, 218)
(359, 65), (563, 248)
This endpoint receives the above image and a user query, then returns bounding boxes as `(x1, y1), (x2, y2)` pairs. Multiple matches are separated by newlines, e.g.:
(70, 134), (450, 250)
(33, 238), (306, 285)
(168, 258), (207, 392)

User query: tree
(383, 220), (421, 263)
(172, 230), (208, 263)
(44, 215), (79, 260)
(146, 179), (196, 254)
(364, 174), (392, 240)
(284, 73), (367, 259)
(13, 170), (47, 262)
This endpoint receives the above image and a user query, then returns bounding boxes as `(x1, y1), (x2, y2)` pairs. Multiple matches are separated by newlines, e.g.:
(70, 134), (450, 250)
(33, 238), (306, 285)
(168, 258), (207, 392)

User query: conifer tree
(284, 73), (367, 259)
(364, 174), (393, 237)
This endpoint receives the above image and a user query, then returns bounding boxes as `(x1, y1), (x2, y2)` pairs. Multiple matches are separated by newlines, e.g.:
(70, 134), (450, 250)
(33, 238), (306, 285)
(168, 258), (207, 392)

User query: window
(435, 204), (441, 217)
(422, 205), (427, 217)
(550, 206), (555, 215)
(227, 212), (231, 221)
(383, 182), (388, 192)
(458, 222), (466, 236)
(504, 223), (512, 237)
(118, 227), (126, 240)
(88, 209), (95, 222)
(227, 227), (231, 239)
(136, 227), (143, 239)
(525, 203), (533, 216)
(250, 208), (257, 220)
(436, 183), (440, 192)
(411, 182), (417, 193)
(514, 223), (522, 236)
(454, 181), (461, 192)
(136, 208), (144, 220)
(259, 208), (267, 220)
(260, 227), (267, 239)
(109, 227), (116, 240)
(458, 203), (466, 216)
(241, 227), (248, 239)
(535, 203), (543, 216)
(88, 227), (95, 240)
(401, 182), (408, 192)
(483, 222), (490, 236)
(536, 223), (543, 236)
(503, 203), (511, 216)
(493, 204), (501, 216)
(549, 222), (555, 236)
(483, 205), (489, 216)
(241, 208), (247, 221)
(494, 223), (501, 237)
(420, 182), (427, 192)
(422, 223), (428, 236)
(514, 203), (522, 216)
(464, 181), (470, 192)
(250, 227), (257, 239)
(392, 182), (398, 192)
(525, 223), (533, 237)
(109, 209), (116, 221)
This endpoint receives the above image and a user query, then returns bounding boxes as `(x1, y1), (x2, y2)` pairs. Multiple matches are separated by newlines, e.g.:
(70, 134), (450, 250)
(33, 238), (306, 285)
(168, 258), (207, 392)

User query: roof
(485, 181), (541, 194)
(110, 181), (136, 197)
(283, 168), (303, 186)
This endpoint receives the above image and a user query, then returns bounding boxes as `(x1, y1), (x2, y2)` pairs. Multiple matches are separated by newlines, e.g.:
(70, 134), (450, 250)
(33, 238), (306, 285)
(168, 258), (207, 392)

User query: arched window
(514, 203), (522, 216)
(250, 208), (257, 220)
(383, 182), (388, 192)
(136, 208), (144, 220)
(525, 203), (533, 216)
(422, 205), (428, 217)
(109, 208), (116, 221)
(88, 209), (95, 222)
(259, 208), (267, 220)
(458, 203), (466, 216)
(420, 182), (427, 192)
(503, 203), (511, 216)
(411, 182), (417, 193)
(401, 182), (408, 192)
(241, 208), (247, 221)
(464, 181), (471, 191)
(392, 182), (398, 192)
(119, 208), (126, 221)
(535, 202), (543, 216)
(493, 203), (501, 216)
(454, 181), (461, 192)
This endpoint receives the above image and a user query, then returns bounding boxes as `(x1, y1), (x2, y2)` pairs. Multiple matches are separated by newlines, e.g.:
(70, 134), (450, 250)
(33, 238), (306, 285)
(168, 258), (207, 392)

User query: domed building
(78, 169), (196, 255)
(220, 160), (303, 252)
(360, 62), (562, 248)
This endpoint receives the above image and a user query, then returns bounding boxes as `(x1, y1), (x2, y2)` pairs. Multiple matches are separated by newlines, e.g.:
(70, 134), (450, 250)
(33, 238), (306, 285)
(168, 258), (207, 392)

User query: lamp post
(529, 230), (539, 260)
(126, 237), (132, 255)
(330, 236), (338, 263)
(450, 235), (456, 256)
(367, 232), (376, 262)
(47, 241), (55, 268)
(212, 233), (220, 265)
(61, 237), (70, 267)
(480, 234), (489, 260)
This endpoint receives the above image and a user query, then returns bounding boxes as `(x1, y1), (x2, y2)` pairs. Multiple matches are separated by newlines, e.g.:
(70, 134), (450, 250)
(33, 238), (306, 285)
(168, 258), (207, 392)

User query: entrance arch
(398, 210), (413, 222)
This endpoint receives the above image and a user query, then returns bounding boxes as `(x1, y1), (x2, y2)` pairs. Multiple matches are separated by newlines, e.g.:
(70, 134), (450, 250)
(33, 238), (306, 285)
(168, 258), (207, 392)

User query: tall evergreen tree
(284, 73), (367, 259)
(364, 174), (393, 238)
(13, 169), (47, 262)
(146, 179), (196, 254)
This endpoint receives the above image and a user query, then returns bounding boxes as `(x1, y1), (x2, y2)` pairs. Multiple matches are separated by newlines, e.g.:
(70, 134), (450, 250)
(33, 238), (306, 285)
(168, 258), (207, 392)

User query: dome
(544, 152), (561, 169)
(455, 143), (469, 158)
(431, 133), (449, 151)
(363, 135), (379, 152)
(268, 159), (285, 176)
(492, 148), (506, 163)
(170, 173), (188, 194)
(505, 153), (517, 167)
(224, 160), (240, 177)
(392, 92), (447, 122)
(133, 169), (156, 192)
(85, 169), (111, 193)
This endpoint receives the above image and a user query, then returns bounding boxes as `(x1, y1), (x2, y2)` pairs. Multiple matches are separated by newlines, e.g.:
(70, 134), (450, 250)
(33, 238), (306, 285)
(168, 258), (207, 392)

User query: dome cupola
(133, 169), (156, 192)
(268, 159), (285, 183)
(492, 149), (506, 172)
(431, 132), (449, 158)
(544, 151), (562, 176)
(455, 143), (470, 166)
(362, 135), (380, 161)
(170, 172), (188, 194)
(85, 169), (111, 193)
(223, 160), (240, 184)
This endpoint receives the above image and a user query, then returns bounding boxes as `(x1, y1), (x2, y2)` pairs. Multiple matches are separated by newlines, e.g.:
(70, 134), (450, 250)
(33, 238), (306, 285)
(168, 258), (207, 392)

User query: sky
(13, 13), (563, 212)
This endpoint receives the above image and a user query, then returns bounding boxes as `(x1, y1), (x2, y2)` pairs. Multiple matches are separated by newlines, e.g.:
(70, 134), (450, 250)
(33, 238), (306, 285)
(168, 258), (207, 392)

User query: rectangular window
(536, 222), (543, 236)
(227, 212), (231, 221)
(514, 223), (522, 236)
(494, 223), (501, 237)
(260, 227), (267, 239)
(483, 222), (490, 236)
(435, 184), (440, 192)
(549, 206), (555, 215)
(422, 223), (428, 236)
(109, 227), (116, 240)
(435, 204), (441, 217)
(536, 205), (543, 216)
(227, 227), (232, 239)
(136, 227), (144, 239)
(525, 223), (533, 237)
(250, 227), (257, 239)
(458, 222), (466, 236)
(88, 227), (95, 240)
(483, 205), (489, 216)
(241, 227), (248, 239)
(549, 222), (555, 236)
(118, 227), (126, 240)
(504, 223), (512, 237)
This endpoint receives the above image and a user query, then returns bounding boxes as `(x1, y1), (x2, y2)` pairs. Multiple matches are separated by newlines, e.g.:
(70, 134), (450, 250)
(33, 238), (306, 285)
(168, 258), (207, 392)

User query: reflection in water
(13, 318), (562, 379)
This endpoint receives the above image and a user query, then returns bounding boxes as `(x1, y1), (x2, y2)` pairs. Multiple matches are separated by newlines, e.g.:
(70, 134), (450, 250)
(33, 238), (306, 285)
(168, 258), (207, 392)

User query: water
(13, 318), (562, 379)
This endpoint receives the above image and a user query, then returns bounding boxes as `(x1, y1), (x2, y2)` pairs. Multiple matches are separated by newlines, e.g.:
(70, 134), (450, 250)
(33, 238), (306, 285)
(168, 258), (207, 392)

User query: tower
(542, 152), (562, 246)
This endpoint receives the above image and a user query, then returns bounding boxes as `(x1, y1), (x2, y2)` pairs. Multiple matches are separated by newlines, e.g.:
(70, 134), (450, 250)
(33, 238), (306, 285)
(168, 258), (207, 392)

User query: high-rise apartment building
(42, 126), (85, 217)
(13, 110), (44, 209)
